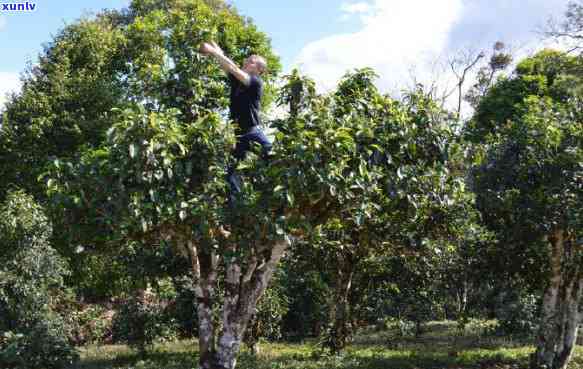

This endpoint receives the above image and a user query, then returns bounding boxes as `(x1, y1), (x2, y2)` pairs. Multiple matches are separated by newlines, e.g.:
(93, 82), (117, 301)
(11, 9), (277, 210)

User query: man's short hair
(251, 55), (267, 73)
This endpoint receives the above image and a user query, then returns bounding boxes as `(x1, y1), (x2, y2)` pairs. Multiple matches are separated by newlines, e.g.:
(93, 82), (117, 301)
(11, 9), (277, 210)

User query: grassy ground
(74, 321), (583, 369)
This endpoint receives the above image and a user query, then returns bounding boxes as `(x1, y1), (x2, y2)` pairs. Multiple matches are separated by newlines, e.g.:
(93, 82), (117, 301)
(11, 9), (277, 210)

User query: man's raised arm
(200, 41), (251, 86)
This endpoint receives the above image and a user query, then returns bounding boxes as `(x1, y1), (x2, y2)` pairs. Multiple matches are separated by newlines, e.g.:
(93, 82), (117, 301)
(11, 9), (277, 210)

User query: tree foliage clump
(470, 50), (582, 369)
(274, 68), (468, 353)
(467, 49), (581, 141)
(112, 291), (179, 356)
(0, 0), (281, 301)
(0, 191), (78, 369)
(1, 0), (281, 201)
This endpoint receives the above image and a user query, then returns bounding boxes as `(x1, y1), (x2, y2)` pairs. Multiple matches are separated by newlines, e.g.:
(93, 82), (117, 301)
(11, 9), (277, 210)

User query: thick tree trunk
(185, 236), (290, 369)
(215, 238), (289, 369)
(216, 243), (245, 369)
(531, 229), (582, 369)
(185, 240), (219, 369)
(326, 252), (355, 353)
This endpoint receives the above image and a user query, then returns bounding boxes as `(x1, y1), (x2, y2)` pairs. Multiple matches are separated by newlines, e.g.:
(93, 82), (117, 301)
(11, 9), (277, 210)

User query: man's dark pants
(227, 126), (272, 202)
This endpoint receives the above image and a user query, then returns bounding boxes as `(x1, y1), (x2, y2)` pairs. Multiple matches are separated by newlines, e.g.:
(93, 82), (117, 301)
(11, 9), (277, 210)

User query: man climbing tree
(199, 41), (272, 201)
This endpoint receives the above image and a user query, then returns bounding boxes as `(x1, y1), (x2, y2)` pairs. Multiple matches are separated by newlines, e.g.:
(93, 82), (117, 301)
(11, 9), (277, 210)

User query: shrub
(494, 291), (539, 337)
(112, 291), (178, 355)
(244, 277), (290, 351)
(0, 319), (79, 369)
(0, 191), (78, 368)
(64, 303), (114, 345)
(280, 266), (328, 340)
(397, 319), (417, 337)
(166, 276), (199, 338)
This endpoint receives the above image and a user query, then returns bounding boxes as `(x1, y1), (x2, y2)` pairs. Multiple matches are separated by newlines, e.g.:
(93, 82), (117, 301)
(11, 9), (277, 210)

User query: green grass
(74, 322), (583, 369)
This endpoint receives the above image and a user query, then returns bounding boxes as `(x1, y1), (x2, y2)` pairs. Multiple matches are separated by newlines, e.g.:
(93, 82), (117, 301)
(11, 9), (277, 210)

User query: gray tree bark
(185, 240), (218, 369)
(184, 237), (290, 369)
(531, 229), (582, 369)
(326, 252), (355, 353)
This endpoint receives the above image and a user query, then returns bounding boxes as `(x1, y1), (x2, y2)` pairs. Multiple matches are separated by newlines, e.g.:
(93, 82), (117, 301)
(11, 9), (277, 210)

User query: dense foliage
(0, 0), (281, 301)
(0, 191), (78, 368)
(469, 50), (583, 288)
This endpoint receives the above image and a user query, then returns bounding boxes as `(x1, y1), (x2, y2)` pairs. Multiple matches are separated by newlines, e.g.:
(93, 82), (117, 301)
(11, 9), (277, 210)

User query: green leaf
(273, 185), (285, 193)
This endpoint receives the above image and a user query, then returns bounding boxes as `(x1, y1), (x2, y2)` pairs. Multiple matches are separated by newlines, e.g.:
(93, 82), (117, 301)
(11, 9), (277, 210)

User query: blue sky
(0, 0), (573, 108)
(0, 1), (130, 72)
(0, 0), (361, 73)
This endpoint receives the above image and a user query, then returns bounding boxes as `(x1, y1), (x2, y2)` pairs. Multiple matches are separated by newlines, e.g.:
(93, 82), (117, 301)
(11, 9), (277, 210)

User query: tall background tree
(468, 50), (583, 369)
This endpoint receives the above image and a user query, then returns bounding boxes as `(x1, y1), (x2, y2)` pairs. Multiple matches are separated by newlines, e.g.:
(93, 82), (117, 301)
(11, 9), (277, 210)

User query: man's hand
(199, 41), (224, 56)
(199, 42), (214, 55)
(198, 40), (250, 86)
(210, 41), (224, 55)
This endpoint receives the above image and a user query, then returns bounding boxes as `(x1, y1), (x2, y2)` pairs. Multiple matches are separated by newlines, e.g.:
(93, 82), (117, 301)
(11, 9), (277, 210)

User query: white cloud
(0, 15), (6, 31)
(339, 2), (373, 21)
(341, 2), (372, 15)
(295, 0), (464, 94)
(293, 0), (569, 106)
(0, 72), (22, 111)
(446, 0), (566, 50)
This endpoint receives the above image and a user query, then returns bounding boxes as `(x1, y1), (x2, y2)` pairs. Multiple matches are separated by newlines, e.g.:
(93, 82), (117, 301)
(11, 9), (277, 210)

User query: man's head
(243, 55), (267, 76)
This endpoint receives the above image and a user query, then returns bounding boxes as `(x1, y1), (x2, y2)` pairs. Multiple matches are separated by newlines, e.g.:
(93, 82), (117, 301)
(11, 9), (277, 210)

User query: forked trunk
(531, 229), (582, 369)
(185, 238), (290, 369)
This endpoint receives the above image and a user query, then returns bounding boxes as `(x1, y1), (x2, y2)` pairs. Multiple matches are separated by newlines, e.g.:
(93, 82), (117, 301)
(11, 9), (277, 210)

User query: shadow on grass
(71, 321), (582, 369)
(71, 336), (548, 369)
(74, 348), (199, 369)
(352, 321), (532, 354)
(236, 347), (527, 369)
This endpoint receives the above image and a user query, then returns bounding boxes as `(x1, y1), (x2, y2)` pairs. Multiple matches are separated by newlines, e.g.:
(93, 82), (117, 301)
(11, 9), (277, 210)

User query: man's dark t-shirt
(229, 73), (263, 134)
